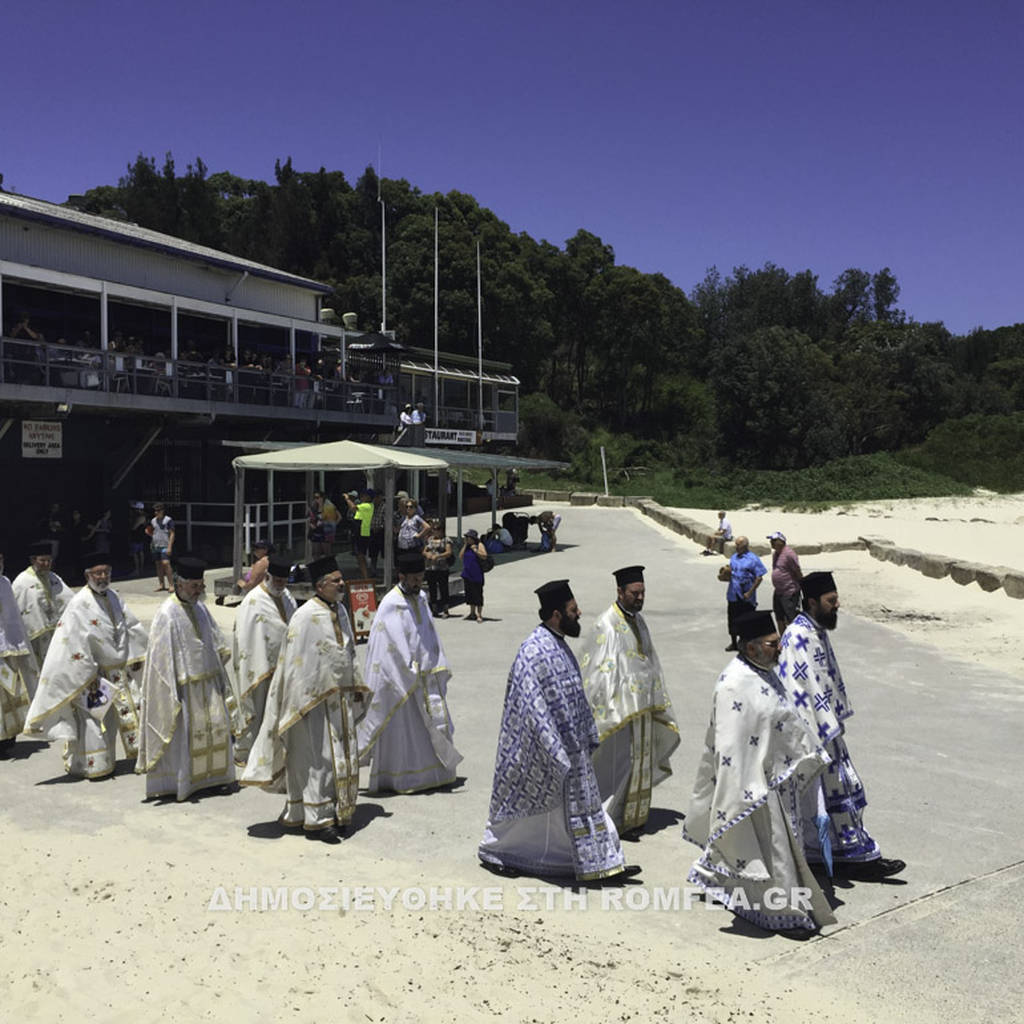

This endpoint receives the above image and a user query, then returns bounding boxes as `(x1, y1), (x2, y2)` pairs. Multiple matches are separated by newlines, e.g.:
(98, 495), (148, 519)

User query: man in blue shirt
(724, 535), (767, 652)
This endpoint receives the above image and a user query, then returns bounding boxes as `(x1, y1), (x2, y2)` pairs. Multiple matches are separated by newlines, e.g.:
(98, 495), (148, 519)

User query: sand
(3, 494), (1022, 1022)
(675, 492), (1024, 682)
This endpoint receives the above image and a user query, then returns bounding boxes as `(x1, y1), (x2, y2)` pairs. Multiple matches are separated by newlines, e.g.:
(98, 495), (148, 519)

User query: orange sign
(346, 580), (378, 640)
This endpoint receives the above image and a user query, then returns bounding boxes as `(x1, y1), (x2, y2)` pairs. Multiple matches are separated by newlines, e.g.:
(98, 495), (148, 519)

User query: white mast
(433, 205), (439, 419)
(378, 148), (386, 332)
(476, 238), (483, 433)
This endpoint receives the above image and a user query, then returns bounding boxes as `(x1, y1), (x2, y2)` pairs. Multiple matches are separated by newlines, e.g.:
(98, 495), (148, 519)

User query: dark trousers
(426, 570), (449, 614)
(727, 599), (755, 644)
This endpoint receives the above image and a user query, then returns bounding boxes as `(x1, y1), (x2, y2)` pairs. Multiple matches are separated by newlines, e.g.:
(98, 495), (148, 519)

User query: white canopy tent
(231, 440), (449, 585)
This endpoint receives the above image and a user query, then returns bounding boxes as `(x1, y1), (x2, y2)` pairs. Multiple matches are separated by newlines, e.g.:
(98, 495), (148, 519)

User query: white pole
(433, 206), (439, 423)
(601, 445), (609, 496)
(379, 186), (387, 333)
(476, 239), (483, 434)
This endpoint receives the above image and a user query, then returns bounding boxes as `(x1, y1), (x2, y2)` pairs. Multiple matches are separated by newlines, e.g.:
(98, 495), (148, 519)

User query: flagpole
(476, 239), (483, 434)
(378, 149), (386, 333)
(433, 206), (439, 421)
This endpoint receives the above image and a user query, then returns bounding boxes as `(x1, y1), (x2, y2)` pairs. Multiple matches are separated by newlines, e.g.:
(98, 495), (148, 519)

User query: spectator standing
(460, 529), (487, 623)
(423, 524), (453, 618)
(723, 535), (767, 652)
(396, 500), (429, 554)
(149, 503), (175, 592)
(343, 490), (374, 579)
(128, 502), (148, 577)
(768, 531), (803, 633)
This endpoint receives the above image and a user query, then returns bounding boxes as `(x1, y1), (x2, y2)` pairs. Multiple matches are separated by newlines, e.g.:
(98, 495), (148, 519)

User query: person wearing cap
(768, 532), (802, 633)
(24, 552), (148, 779)
(342, 491), (374, 580)
(357, 552), (462, 793)
(136, 554), (237, 801)
(12, 542), (73, 668)
(723, 536), (767, 653)
(459, 529), (488, 623)
(236, 539), (274, 596)
(683, 610), (837, 932)
(0, 549), (40, 757)
(777, 571), (905, 880)
(479, 580), (638, 883)
(242, 556), (370, 842)
(231, 554), (297, 767)
(578, 566), (680, 834)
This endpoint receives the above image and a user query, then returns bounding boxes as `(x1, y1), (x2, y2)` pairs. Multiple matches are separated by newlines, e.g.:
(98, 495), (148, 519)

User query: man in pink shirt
(768, 531), (802, 632)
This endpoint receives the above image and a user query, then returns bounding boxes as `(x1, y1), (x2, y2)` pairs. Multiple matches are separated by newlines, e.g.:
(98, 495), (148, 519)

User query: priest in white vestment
(0, 551), (39, 756)
(136, 555), (236, 800)
(778, 571), (905, 881)
(479, 580), (639, 883)
(683, 610), (836, 932)
(579, 565), (680, 833)
(25, 552), (147, 778)
(231, 555), (297, 767)
(12, 542), (73, 669)
(358, 552), (462, 793)
(242, 556), (370, 842)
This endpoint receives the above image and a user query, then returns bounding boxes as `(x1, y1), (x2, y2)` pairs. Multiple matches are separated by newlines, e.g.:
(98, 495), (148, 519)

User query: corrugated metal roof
(0, 191), (331, 294)
(401, 359), (520, 385)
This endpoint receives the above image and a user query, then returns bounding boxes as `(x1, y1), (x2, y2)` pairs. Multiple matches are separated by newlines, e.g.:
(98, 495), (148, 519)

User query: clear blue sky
(4, 0), (1021, 335)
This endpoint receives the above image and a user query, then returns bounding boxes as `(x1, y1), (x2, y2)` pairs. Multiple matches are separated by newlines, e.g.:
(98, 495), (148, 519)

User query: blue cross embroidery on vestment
(818, 722), (831, 740)
(775, 721), (784, 731)
(814, 648), (827, 667)
(784, 755), (793, 766)
(736, 859), (747, 869)
(743, 790), (753, 801)
(793, 662), (809, 681)
(717, 811), (726, 821)
(792, 689), (808, 708)
(761, 686), (769, 696)
(794, 635), (809, 652)
(749, 735), (760, 746)
(721, 756), (732, 766)
(814, 688), (832, 713)
(732, 701), (743, 712)
(827, 665), (837, 680)
(778, 662), (788, 680)
(835, 700), (845, 717)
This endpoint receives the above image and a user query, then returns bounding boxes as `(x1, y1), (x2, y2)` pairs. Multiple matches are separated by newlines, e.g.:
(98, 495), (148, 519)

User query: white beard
(87, 579), (110, 595)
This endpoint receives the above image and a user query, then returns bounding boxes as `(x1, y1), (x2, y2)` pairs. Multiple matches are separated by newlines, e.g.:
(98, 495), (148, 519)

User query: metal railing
(0, 337), (397, 417)
(181, 500), (309, 555)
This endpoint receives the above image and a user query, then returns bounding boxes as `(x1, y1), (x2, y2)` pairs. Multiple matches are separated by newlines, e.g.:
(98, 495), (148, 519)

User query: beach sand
(673, 492), (1024, 682)
(3, 495), (1021, 1022)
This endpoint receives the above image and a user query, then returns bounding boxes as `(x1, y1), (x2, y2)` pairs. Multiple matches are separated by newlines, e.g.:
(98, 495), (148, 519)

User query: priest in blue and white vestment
(777, 571), (905, 880)
(479, 580), (637, 883)
(683, 611), (836, 932)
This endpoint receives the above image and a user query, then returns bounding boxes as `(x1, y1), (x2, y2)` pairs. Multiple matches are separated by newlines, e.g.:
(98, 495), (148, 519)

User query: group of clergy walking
(1, 539), (903, 934)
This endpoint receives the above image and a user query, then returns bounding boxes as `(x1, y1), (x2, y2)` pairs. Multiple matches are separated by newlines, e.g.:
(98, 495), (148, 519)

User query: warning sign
(22, 421), (63, 459)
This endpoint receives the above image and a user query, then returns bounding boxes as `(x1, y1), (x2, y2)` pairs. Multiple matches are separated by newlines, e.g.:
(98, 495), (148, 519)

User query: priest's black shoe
(308, 826), (343, 844)
(833, 857), (905, 880)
